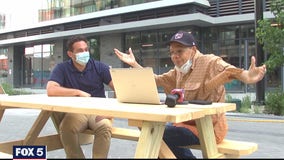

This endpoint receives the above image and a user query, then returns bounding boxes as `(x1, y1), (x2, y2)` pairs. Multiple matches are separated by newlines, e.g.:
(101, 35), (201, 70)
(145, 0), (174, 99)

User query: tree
(256, 0), (284, 71)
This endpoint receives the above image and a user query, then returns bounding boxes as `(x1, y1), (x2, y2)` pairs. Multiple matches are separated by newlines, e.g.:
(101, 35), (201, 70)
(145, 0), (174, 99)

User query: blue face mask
(75, 51), (90, 66)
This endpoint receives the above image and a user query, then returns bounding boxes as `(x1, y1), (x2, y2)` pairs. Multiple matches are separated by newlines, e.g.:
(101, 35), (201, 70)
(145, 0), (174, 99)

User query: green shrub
(225, 94), (233, 102)
(240, 95), (251, 113)
(253, 104), (262, 114)
(1, 83), (14, 95)
(1, 83), (31, 95)
(265, 90), (284, 116)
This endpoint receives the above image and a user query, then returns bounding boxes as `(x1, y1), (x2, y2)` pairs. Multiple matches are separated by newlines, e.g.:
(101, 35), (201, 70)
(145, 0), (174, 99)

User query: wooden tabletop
(0, 94), (235, 123)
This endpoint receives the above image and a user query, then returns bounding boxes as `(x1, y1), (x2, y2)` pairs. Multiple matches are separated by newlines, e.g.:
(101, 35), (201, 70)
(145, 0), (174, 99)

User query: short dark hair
(66, 35), (88, 52)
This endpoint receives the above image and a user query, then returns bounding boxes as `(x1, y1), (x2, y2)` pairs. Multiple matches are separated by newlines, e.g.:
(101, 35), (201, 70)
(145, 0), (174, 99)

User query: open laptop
(110, 67), (161, 104)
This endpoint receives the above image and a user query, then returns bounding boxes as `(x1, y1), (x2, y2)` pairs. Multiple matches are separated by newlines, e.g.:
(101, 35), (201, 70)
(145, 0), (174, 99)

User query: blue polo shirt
(48, 59), (112, 97)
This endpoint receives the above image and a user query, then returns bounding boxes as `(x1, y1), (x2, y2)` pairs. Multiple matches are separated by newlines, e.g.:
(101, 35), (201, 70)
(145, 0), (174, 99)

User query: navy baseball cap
(169, 31), (196, 47)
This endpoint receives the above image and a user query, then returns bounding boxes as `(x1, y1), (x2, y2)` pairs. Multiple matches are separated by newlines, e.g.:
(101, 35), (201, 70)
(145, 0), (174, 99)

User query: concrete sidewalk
(0, 109), (283, 159)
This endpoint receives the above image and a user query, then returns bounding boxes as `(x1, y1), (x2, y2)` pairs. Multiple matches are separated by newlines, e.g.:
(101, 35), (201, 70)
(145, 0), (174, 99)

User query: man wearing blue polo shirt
(46, 35), (114, 158)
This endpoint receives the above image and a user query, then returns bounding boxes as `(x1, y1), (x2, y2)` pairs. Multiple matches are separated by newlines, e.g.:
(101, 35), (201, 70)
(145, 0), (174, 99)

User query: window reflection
(124, 25), (281, 93)
(0, 48), (8, 78)
(24, 44), (54, 88)
(88, 37), (100, 60)
(39, 0), (159, 21)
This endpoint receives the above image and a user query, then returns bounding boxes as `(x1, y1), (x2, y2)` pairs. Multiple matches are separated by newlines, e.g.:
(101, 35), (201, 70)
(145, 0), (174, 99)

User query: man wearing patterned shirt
(113, 31), (266, 159)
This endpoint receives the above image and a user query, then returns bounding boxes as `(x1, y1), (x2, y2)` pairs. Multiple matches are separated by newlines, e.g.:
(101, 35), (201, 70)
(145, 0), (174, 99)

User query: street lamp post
(255, 0), (265, 105)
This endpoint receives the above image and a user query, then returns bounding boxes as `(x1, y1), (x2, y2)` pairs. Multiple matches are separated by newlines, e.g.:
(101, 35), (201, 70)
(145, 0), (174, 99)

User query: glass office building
(0, 0), (280, 95)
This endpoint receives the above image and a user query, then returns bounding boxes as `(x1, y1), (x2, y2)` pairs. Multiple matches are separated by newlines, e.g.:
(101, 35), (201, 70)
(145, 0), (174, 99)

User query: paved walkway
(0, 109), (283, 159)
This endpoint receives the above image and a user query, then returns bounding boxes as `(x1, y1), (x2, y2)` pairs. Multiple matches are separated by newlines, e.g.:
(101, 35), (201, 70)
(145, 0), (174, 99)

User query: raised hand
(113, 48), (142, 68)
(243, 56), (266, 84)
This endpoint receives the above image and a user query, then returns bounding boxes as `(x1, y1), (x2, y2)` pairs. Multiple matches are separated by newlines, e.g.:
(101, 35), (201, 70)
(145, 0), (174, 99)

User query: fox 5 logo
(13, 146), (46, 159)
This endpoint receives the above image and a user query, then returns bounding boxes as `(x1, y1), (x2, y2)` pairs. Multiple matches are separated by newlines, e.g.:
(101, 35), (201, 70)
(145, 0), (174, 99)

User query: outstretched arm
(113, 48), (143, 68)
(239, 56), (266, 84)
(204, 56), (266, 92)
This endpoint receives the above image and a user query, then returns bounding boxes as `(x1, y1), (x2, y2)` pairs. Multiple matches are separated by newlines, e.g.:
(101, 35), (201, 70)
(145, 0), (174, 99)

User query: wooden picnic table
(0, 94), (235, 158)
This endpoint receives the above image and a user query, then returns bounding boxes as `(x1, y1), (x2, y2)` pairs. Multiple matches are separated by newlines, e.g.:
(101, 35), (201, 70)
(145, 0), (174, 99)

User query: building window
(0, 14), (5, 29)
(38, 0), (159, 21)
(0, 48), (8, 78)
(24, 44), (54, 88)
(88, 37), (100, 60)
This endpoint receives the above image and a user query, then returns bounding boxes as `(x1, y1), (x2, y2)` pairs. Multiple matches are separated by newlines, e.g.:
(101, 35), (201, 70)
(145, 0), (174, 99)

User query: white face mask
(75, 51), (90, 66)
(175, 60), (192, 74)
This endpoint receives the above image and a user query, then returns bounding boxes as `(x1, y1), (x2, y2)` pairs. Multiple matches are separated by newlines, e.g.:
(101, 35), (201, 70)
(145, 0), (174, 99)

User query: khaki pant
(59, 113), (112, 158)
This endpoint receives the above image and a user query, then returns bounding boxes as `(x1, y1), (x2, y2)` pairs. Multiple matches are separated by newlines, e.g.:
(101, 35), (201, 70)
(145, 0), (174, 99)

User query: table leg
(195, 115), (223, 158)
(0, 110), (64, 154)
(23, 110), (52, 145)
(158, 140), (176, 158)
(0, 108), (4, 122)
(134, 121), (165, 158)
(50, 112), (65, 133)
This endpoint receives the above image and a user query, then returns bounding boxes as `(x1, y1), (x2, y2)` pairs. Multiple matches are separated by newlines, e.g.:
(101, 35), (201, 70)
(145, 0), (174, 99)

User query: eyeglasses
(169, 47), (189, 57)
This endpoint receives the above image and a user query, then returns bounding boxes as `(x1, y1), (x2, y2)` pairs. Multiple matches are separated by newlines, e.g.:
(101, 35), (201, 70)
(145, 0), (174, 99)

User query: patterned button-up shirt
(155, 50), (243, 143)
